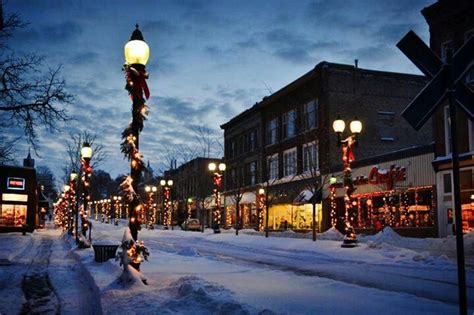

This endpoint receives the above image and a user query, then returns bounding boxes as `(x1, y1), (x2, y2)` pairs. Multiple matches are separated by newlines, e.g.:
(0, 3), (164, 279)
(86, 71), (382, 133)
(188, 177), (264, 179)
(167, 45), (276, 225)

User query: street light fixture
(145, 185), (157, 229)
(257, 188), (266, 234)
(80, 142), (93, 243)
(160, 179), (173, 229)
(332, 117), (363, 248)
(122, 24), (151, 242)
(208, 162), (225, 234)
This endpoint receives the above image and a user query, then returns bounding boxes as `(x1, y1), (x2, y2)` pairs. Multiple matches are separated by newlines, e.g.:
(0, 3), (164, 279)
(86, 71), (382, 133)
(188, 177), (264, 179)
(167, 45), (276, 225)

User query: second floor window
(245, 161), (257, 186)
(282, 109), (296, 139)
(267, 154), (279, 180)
(303, 142), (318, 173)
(244, 129), (258, 152)
(378, 111), (395, 141)
(283, 148), (297, 177)
(266, 118), (278, 145)
(302, 100), (317, 131)
(444, 106), (452, 155)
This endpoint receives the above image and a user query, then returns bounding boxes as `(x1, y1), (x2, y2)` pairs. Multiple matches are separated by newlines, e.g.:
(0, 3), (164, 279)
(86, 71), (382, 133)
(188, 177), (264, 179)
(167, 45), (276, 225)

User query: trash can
(92, 244), (119, 262)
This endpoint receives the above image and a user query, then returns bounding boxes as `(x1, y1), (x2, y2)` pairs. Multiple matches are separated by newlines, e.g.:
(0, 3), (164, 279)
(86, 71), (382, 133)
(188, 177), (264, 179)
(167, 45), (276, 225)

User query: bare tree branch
(0, 134), (19, 164)
(0, 5), (72, 149)
(62, 131), (107, 181)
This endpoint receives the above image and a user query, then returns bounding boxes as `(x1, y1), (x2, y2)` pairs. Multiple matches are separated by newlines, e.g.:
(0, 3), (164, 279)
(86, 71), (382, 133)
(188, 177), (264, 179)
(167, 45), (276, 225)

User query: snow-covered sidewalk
(0, 224), (102, 315)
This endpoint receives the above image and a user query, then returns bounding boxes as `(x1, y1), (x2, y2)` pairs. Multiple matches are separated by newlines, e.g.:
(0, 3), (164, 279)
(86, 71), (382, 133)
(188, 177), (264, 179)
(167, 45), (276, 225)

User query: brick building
(221, 61), (432, 232)
(421, 0), (474, 237)
(164, 157), (223, 227)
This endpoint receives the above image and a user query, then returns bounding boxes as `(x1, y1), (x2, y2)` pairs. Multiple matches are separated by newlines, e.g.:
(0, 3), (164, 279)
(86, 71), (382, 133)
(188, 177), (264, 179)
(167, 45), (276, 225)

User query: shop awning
(294, 190), (313, 204)
(224, 192), (256, 205)
(293, 188), (322, 204)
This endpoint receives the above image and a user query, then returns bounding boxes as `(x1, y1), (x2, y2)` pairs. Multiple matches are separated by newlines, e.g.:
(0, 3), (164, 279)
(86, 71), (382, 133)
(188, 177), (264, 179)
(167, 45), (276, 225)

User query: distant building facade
(421, 0), (474, 237)
(221, 61), (432, 232)
(164, 157), (223, 227)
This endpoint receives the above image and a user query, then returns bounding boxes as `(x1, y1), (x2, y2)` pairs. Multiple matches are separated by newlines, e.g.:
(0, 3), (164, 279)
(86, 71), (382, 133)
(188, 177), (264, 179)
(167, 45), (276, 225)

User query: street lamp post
(69, 172), (77, 235)
(208, 162), (225, 234)
(332, 116), (362, 248)
(145, 185), (157, 229)
(257, 188), (265, 232)
(160, 179), (173, 229)
(64, 182), (73, 235)
(122, 24), (150, 242)
(80, 142), (93, 241)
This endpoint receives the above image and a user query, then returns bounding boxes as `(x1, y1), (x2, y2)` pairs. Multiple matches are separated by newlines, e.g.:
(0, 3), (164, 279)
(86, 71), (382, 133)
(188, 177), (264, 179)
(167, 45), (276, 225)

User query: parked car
(181, 218), (201, 231)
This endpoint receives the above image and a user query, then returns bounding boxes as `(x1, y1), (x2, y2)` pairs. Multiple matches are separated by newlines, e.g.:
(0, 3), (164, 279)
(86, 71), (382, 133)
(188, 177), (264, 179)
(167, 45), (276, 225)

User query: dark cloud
(235, 38), (259, 49)
(142, 20), (178, 35)
(69, 52), (100, 66)
(216, 86), (251, 101)
(339, 44), (394, 63)
(204, 45), (223, 57)
(273, 47), (313, 64)
(16, 21), (82, 44)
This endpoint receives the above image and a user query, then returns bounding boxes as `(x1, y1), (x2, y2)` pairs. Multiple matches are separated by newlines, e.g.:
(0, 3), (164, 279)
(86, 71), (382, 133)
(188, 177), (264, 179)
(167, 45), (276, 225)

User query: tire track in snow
(20, 238), (60, 315)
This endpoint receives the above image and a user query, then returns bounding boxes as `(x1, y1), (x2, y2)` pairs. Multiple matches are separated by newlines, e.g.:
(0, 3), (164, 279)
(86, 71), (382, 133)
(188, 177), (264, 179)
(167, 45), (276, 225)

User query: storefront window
(460, 169), (474, 232)
(268, 204), (321, 231)
(0, 204), (27, 227)
(351, 187), (434, 229)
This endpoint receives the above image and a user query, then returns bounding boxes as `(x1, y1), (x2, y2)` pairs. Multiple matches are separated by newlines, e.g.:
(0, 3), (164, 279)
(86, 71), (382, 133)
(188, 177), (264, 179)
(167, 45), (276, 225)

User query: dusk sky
(4, 0), (433, 184)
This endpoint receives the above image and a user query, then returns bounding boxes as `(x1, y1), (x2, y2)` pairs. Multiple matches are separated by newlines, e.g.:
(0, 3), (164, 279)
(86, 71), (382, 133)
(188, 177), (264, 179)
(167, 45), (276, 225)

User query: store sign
(2, 193), (28, 202)
(368, 165), (406, 190)
(7, 177), (25, 190)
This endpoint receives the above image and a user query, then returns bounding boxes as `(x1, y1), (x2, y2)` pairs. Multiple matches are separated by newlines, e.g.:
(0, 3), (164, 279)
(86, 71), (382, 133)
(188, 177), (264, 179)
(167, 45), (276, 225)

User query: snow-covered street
(2, 221), (471, 314)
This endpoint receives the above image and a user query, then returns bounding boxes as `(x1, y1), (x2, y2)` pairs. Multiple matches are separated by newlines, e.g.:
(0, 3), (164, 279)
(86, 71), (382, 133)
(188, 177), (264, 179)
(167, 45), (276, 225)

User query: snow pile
(318, 227), (344, 241)
(0, 233), (32, 265)
(177, 247), (200, 257)
(368, 227), (402, 244)
(161, 276), (264, 315)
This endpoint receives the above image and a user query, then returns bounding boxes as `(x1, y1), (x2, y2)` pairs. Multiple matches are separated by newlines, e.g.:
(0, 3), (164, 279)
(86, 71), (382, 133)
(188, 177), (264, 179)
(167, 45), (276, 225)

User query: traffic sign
(398, 30), (473, 315)
(397, 31), (474, 130)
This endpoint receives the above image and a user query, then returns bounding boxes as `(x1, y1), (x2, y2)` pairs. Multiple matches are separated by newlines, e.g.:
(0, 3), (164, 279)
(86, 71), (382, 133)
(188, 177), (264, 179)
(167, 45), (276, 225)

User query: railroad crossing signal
(397, 30), (473, 315)
(397, 30), (474, 130)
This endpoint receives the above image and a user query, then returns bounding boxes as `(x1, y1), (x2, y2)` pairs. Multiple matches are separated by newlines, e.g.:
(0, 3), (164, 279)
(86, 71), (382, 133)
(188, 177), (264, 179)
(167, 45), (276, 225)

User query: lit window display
(269, 204), (321, 231)
(460, 169), (474, 233)
(351, 186), (434, 229)
(0, 204), (27, 227)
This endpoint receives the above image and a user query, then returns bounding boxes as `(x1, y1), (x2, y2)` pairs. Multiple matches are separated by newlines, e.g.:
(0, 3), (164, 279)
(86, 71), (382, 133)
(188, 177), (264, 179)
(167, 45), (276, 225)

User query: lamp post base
(341, 237), (358, 248)
(213, 227), (221, 234)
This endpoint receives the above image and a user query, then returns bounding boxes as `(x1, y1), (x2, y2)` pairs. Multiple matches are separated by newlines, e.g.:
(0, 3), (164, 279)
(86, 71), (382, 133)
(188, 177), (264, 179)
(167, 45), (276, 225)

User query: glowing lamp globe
(208, 162), (217, 171)
(81, 142), (93, 160)
(218, 163), (226, 171)
(145, 186), (151, 192)
(124, 25), (149, 66)
(350, 119), (362, 134)
(332, 117), (345, 133)
(167, 179), (173, 186)
(160, 179), (166, 186)
(329, 176), (337, 185)
(258, 188), (265, 195)
(70, 172), (78, 181)
(152, 186), (157, 192)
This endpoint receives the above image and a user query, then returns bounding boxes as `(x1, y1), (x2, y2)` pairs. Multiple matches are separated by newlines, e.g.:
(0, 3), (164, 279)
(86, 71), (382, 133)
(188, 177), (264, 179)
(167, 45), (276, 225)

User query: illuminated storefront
(224, 192), (257, 229)
(326, 148), (437, 237)
(0, 166), (38, 232)
(223, 189), (322, 232)
(268, 203), (322, 231)
(437, 167), (474, 236)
